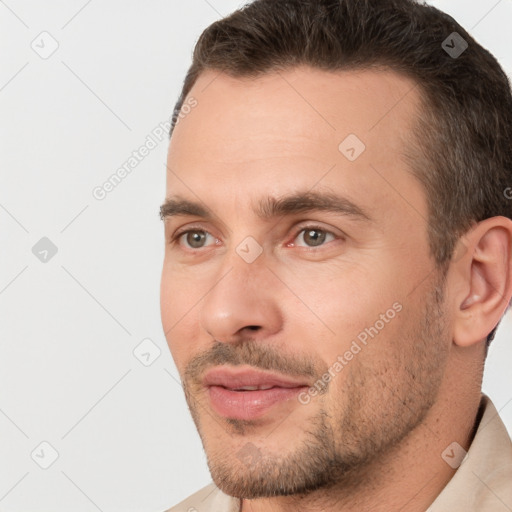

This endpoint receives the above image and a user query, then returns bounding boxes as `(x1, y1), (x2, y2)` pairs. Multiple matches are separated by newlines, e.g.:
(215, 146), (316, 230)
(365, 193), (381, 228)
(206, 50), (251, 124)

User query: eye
(292, 226), (336, 248)
(174, 229), (217, 249)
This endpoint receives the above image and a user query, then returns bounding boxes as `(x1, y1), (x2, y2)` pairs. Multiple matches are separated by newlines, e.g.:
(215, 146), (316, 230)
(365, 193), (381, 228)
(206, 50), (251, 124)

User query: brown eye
(304, 229), (326, 246)
(178, 230), (213, 249)
(294, 227), (335, 247)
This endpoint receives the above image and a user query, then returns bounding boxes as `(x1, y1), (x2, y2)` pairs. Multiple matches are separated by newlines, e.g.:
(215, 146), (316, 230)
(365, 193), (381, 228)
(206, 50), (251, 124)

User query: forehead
(166, 66), (428, 230)
(170, 66), (421, 154)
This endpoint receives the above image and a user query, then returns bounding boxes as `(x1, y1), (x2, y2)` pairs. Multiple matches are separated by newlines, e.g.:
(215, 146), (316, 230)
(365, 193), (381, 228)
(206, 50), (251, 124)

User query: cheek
(160, 265), (176, 330)
(160, 265), (201, 367)
(161, 263), (202, 319)
(280, 258), (403, 337)
(276, 259), (412, 385)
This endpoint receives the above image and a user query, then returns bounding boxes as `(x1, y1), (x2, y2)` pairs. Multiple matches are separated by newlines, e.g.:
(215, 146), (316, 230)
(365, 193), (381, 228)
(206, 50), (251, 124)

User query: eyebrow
(159, 191), (372, 223)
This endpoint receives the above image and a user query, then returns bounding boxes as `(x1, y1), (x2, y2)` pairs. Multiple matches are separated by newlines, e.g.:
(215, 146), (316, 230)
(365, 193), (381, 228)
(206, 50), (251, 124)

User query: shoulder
(429, 394), (512, 511)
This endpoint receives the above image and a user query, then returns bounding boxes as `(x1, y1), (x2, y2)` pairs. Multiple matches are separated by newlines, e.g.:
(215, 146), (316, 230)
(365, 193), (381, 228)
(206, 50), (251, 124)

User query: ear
(452, 216), (512, 348)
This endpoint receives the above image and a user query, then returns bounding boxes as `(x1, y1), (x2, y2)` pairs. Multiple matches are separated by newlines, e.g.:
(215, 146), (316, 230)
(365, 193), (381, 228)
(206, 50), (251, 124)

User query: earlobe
(452, 217), (512, 348)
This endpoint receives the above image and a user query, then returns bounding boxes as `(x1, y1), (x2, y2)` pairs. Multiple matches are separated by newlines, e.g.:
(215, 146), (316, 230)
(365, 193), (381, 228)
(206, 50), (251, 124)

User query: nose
(199, 252), (283, 344)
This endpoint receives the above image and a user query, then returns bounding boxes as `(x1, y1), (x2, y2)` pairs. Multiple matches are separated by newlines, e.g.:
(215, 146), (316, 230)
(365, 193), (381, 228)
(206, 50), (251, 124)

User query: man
(160, 0), (512, 510)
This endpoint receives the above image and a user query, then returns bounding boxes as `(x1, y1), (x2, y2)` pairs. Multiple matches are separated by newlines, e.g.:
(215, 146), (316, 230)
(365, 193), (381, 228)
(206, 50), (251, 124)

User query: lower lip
(207, 385), (307, 420)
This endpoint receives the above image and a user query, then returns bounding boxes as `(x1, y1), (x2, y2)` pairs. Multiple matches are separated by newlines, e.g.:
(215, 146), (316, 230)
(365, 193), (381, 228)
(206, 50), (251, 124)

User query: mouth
(203, 366), (310, 421)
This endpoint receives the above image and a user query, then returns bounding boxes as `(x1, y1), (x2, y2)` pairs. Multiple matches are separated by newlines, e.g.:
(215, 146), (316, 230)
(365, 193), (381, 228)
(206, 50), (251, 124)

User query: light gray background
(0, 1), (511, 511)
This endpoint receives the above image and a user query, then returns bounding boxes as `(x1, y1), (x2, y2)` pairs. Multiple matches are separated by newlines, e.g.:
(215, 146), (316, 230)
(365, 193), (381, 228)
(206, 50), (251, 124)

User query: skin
(160, 66), (512, 512)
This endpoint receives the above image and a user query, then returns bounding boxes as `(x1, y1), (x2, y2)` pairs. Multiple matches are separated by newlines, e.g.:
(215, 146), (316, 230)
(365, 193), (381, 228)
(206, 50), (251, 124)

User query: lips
(203, 366), (310, 390)
(203, 366), (310, 420)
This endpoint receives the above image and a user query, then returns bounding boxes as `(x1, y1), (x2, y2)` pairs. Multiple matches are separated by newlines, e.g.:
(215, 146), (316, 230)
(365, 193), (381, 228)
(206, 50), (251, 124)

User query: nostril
(247, 325), (261, 331)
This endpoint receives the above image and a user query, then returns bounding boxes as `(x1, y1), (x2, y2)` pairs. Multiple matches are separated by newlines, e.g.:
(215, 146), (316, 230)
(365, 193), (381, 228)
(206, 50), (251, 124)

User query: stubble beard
(182, 275), (450, 500)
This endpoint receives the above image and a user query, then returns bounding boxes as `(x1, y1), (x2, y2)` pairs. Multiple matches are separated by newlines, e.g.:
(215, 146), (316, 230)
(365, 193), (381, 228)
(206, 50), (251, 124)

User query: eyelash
(170, 224), (340, 250)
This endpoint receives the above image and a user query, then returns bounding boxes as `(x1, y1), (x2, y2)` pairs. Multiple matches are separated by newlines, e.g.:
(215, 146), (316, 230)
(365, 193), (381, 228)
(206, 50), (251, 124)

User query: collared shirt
(166, 394), (512, 511)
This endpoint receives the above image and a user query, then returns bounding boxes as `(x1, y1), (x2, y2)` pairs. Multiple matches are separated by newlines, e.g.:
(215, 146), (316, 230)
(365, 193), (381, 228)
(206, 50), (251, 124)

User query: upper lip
(203, 366), (310, 390)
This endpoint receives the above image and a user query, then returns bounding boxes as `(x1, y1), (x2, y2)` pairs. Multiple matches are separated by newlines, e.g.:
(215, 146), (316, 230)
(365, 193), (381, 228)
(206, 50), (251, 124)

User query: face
(160, 66), (452, 498)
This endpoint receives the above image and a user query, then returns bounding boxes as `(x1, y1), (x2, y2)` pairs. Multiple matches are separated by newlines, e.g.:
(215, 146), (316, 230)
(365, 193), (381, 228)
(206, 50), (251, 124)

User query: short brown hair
(170, 0), (512, 344)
